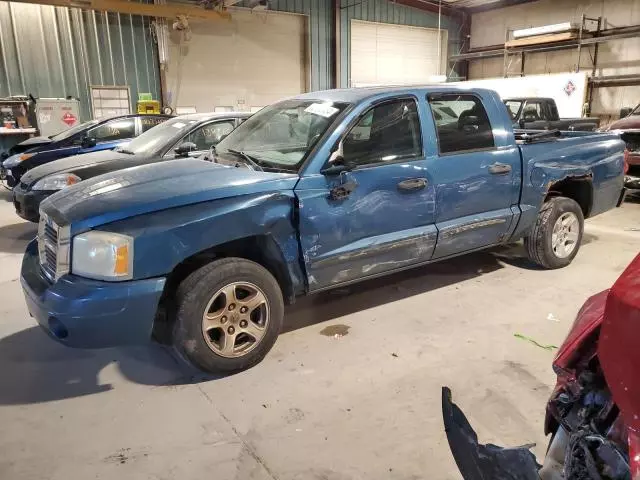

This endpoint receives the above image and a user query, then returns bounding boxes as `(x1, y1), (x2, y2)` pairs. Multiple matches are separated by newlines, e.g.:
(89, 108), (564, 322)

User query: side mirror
(518, 118), (526, 129)
(322, 141), (356, 175)
(175, 141), (197, 157)
(81, 136), (97, 148)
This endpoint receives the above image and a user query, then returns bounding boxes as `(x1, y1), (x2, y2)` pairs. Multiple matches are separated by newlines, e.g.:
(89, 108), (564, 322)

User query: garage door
(166, 9), (308, 113)
(350, 20), (447, 87)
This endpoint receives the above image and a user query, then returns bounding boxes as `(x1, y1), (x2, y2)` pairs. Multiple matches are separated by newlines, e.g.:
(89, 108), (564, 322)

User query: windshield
(504, 100), (523, 120)
(630, 104), (640, 116)
(118, 116), (199, 155)
(215, 99), (349, 171)
(51, 120), (99, 141)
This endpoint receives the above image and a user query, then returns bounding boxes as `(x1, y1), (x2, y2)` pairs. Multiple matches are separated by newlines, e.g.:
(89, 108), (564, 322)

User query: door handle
(397, 178), (428, 191)
(488, 163), (512, 175)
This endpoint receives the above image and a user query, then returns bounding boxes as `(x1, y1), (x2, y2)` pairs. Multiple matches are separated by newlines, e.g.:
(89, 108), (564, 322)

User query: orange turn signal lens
(114, 245), (129, 275)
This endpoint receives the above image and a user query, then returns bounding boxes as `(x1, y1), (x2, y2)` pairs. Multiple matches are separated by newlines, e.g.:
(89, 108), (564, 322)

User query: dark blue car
(2, 114), (170, 187)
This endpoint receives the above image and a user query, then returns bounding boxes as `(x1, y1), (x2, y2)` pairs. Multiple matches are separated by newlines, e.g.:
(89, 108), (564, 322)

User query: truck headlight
(3, 153), (33, 168)
(33, 173), (80, 191)
(72, 231), (134, 281)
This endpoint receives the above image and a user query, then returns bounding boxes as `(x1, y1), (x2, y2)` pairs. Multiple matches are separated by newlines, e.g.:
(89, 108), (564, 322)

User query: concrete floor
(0, 187), (638, 480)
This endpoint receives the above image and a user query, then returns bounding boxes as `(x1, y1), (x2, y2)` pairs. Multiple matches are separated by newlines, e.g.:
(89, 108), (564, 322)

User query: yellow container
(137, 100), (160, 114)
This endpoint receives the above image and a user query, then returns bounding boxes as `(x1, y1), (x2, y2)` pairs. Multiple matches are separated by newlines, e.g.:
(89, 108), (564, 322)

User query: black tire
(173, 257), (284, 373)
(525, 196), (584, 269)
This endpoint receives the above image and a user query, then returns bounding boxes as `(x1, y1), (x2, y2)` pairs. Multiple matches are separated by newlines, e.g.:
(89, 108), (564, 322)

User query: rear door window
(183, 121), (235, 151)
(87, 118), (136, 142)
(427, 95), (495, 155)
(140, 116), (167, 133)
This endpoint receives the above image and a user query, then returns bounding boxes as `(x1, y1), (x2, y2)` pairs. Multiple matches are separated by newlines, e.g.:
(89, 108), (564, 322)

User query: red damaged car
(601, 104), (640, 190)
(443, 253), (640, 480)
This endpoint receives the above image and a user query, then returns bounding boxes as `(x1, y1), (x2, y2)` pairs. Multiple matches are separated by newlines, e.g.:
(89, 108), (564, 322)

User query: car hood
(19, 135), (53, 147)
(21, 149), (133, 186)
(605, 115), (640, 131)
(42, 159), (299, 232)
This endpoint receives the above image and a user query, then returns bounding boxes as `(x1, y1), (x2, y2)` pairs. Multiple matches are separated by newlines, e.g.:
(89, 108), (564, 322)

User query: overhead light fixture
(513, 22), (578, 39)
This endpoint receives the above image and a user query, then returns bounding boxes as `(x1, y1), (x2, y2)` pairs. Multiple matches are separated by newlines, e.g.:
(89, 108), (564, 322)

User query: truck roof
(293, 85), (501, 104)
(503, 97), (555, 102)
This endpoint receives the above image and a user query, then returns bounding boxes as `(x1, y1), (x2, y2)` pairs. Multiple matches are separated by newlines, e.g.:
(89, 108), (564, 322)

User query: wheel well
(546, 176), (593, 218)
(152, 235), (295, 344)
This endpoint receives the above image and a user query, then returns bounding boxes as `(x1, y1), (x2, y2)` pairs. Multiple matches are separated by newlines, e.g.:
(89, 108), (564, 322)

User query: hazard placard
(62, 112), (77, 126)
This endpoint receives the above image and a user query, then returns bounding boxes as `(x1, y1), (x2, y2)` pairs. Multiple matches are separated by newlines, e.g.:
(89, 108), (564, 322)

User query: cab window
(428, 94), (495, 155)
(342, 99), (422, 167)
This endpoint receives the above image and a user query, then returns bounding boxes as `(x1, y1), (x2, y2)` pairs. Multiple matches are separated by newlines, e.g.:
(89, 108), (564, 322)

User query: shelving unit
(449, 17), (640, 113)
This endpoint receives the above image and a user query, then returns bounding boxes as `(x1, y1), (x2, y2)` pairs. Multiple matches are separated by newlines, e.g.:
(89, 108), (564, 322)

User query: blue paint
(21, 240), (165, 347)
(22, 86), (625, 349)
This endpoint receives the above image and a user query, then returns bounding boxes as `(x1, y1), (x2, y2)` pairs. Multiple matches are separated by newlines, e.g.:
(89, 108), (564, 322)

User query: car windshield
(117, 116), (199, 155)
(50, 120), (100, 141)
(630, 104), (640, 116)
(215, 99), (349, 171)
(504, 100), (523, 120)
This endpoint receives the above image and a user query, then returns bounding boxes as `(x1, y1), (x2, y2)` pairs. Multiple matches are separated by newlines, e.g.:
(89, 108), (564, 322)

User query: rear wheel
(173, 258), (284, 373)
(525, 196), (584, 269)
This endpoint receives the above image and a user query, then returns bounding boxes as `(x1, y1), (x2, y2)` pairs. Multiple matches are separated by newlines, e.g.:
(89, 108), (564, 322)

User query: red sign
(564, 80), (576, 96)
(62, 112), (77, 126)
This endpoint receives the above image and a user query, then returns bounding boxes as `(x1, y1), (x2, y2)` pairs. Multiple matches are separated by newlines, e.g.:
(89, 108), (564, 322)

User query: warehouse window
(91, 86), (131, 119)
(342, 98), (422, 167)
(428, 95), (494, 155)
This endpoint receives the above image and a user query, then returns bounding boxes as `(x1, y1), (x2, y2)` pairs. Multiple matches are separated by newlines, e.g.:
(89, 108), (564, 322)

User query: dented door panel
(295, 162), (437, 291)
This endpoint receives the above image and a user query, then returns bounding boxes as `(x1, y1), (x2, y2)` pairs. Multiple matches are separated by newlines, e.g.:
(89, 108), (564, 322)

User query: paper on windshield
(305, 103), (339, 118)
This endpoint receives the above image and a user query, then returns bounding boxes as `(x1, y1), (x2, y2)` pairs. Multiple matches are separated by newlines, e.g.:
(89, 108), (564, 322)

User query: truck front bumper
(21, 240), (166, 348)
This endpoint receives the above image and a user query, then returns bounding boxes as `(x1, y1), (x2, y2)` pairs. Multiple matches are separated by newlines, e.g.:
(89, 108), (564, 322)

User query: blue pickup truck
(21, 86), (626, 373)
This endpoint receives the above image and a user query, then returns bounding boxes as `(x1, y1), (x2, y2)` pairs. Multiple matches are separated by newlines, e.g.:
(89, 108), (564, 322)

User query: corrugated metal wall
(247, 0), (462, 90)
(0, 2), (160, 121)
(339, 0), (462, 87)
(0, 0), (460, 119)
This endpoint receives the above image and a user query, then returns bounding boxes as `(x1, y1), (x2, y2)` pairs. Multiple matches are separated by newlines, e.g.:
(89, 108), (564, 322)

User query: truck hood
(42, 159), (299, 232)
(21, 149), (132, 186)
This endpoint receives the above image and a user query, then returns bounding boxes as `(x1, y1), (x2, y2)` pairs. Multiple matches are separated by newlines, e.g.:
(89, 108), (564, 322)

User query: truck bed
(511, 129), (625, 241)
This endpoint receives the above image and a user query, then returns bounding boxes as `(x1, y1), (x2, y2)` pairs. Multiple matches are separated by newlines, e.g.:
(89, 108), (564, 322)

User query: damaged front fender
(442, 387), (541, 480)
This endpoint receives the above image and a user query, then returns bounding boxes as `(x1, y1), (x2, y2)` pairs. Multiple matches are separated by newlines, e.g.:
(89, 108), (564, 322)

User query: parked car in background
(598, 103), (640, 192)
(1, 114), (171, 187)
(22, 86), (625, 373)
(504, 97), (600, 131)
(12, 112), (249, 222)
(443, 253), (640, 480)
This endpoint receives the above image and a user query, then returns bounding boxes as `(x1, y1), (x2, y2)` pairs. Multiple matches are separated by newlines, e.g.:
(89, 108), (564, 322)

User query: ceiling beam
(392, 0), (465, 20)
(10, 0), (231, 20)
(467, 0), (539, 14)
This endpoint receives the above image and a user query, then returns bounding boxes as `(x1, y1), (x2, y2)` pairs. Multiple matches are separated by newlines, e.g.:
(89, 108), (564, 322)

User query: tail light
(624, 149), (630, 174)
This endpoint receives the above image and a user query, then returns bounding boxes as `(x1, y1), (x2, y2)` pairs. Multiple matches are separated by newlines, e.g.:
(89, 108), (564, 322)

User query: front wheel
(173, 258), (284, 373)
(525, 196), (584, 269)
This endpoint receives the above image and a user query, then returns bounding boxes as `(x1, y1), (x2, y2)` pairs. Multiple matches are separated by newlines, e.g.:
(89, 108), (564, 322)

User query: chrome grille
(37, 211), (70, 281)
